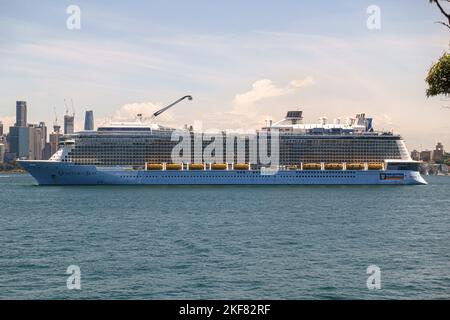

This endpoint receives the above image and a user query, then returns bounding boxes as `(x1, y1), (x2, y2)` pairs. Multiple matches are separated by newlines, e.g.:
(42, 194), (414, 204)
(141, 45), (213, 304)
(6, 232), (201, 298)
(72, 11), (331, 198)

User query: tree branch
(433, 0), (450, 21)
(435, 20), (450, 29)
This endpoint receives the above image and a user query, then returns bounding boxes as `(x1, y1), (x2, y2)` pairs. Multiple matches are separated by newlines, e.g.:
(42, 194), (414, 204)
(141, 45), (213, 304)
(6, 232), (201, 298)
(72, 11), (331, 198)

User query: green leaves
(426, 52), (450, 97)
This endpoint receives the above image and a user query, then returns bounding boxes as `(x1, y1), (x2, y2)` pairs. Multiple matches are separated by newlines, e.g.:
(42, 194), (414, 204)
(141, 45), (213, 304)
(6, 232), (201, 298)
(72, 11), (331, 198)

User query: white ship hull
(18, 161), (427, 185)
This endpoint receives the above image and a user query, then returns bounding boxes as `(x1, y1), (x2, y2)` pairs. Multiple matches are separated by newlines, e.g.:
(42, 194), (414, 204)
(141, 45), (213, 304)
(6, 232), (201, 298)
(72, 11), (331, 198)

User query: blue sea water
(0, 173), (449, 299)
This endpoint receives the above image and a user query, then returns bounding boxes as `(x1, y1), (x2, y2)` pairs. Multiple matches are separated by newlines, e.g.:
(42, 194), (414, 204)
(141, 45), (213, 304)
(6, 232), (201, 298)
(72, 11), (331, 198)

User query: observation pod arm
(151, 95), (193, 120)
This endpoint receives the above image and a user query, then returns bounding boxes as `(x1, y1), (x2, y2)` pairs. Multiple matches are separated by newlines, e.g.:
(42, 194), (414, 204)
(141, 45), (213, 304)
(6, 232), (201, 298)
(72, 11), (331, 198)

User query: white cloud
(110, 101), (176, 124)
(289, 77), (315, 88)
(373, 113), (398, 132)
(233, 77), (314, 108)
(198, 78), (315, 130)
(382, 114), (393, 125)
(234, 79), (291, 106)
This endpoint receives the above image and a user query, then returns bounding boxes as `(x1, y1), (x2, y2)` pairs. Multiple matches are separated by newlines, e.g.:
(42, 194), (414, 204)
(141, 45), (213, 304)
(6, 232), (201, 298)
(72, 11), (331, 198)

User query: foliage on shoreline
(426, 52), (450, 97)
(0, 163), (25, 173)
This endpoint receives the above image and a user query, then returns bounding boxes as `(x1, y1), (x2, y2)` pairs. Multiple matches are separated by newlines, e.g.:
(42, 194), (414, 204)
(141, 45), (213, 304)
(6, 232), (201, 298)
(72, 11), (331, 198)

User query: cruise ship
(18, 96), (426, 185)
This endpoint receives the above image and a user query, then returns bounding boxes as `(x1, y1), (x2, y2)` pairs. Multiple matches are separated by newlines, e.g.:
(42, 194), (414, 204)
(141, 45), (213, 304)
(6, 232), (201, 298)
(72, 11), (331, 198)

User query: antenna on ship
(150, 95), (193, 122)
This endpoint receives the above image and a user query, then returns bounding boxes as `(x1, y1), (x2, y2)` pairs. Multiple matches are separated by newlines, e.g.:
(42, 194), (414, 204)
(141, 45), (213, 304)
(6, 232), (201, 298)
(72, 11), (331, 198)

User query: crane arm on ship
(151, 95), (193, 121)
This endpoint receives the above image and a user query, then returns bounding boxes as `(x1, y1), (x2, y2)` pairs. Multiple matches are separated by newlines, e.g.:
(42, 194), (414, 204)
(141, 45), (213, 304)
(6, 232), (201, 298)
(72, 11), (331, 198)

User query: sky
(0, 0), (449, 150)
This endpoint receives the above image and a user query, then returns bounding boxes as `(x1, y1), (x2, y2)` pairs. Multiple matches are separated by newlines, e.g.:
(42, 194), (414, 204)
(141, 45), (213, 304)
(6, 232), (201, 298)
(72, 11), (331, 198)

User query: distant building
(28, 123), (46, 160)
(84, 110), (94, 131)
(0, 143), (5, 164)
(0, 121), (3, 136)
(4, 152), (16, 162)
(420, 150), (432, 162)
(39, 122), (47, 142)
(53, 123), (61, 134)
(0, 134), (8, 150)
(38, 122), (48, 158)
(64, 113), (74, 134)
(8, 101), (30, 160)
(411, 149), (420, 161)
(28, 125), (37, 159)
(15, 101), (27, 127)
(8, 126), (29, 159)
(43, 142), (52, 160)
(433, 142), (444, 162)
(49, 123), (62, 156)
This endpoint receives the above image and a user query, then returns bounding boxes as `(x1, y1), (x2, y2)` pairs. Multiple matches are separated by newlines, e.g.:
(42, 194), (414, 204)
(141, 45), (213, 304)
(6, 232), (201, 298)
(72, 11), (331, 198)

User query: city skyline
(0, 0), (449, 150)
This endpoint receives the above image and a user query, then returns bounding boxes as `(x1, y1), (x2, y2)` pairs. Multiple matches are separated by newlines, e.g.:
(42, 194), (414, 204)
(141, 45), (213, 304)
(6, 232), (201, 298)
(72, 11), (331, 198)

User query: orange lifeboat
(166, 163), (182, 170)
(368, 162), (383, 170)
(234, 163), (249, 170)
(147, 163), (163, 170)
(302, 163), (321, 170)
(324, 163), (344, 170)
(189, 163), (205, 170)
(346, 163), (364, 170)
(211, 163), (227, 170)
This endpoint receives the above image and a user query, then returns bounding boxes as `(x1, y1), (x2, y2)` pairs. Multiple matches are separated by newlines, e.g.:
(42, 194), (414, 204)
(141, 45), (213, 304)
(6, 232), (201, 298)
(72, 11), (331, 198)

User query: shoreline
(0, 170), (26, 174)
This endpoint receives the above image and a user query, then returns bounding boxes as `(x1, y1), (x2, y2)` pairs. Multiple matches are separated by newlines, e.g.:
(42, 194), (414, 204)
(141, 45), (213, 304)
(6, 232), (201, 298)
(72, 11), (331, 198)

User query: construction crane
(150, 95), (193, 121)
(53, 107), (58, 125)
(71, 98), (75, 117)
(64, 99), (68, 114)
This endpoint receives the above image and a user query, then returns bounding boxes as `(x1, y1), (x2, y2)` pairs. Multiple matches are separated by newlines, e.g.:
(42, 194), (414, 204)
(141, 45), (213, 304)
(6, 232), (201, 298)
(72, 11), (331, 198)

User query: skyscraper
(38, 122), (48, 158)
(28, 125), (38, 160)
(43, 143), (52, 160)
(84, 110), (94, 131)
(64, 113), (74, 134)
(8, 126), (29, 159)
(39, 122), (47, 143)
(27, 123), (46, 160)
(49, 123), (62, 156)
(53, 123), (61, 134)
(0, 121), (3, 135)
(15, 101), (27, 127)
(41, 122), (51, 160)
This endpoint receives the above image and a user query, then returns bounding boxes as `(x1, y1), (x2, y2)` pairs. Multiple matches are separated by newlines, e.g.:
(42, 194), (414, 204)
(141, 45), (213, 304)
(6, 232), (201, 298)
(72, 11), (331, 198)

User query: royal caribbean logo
(380, 173), (404, 181)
